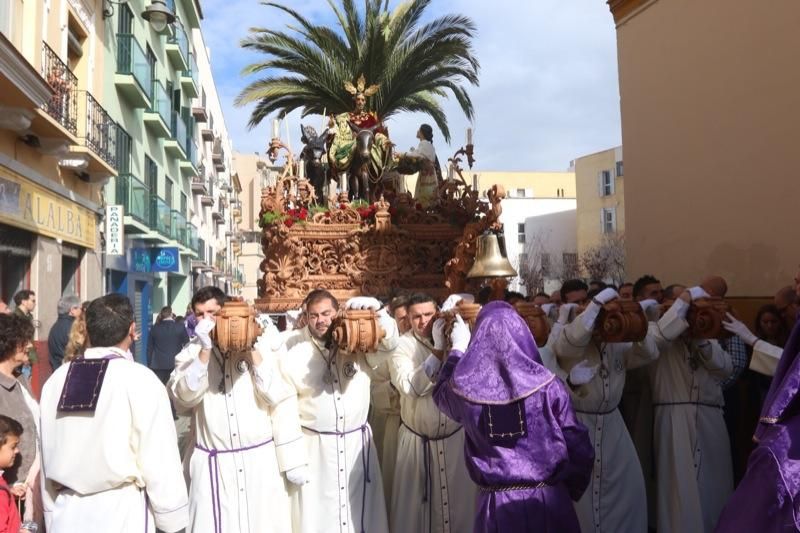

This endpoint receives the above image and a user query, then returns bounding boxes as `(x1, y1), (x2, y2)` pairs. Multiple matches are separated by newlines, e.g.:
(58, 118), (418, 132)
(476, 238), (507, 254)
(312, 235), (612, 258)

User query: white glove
(377, 309), (397, 337)
(558, 303), (578, 325)
(639, 299), (661, 322)
(286, 309), (303, 331)
(195, 318), (215, 350)
(568, 360), (599, 386)
(593, 287), (619, 304)
(723, 312), (758, 346)
(450, 315), (471, 352)
(285, 465), (310, 486)
(441, 293), (474, 312)
(346, 296), (382, 310)
(432, 318), (446, 350)
(687, 286), (711, 301)
(540, 303), (556, 316)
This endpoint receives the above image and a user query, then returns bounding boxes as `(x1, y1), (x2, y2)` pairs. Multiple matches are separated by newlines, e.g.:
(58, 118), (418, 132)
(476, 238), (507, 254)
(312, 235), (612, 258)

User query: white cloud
(200, 0), (620, 170)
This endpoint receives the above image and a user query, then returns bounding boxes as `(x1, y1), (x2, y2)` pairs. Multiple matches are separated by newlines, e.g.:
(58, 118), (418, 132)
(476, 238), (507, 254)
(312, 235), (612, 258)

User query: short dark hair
(13, 290), (34, 306)
(86, 294), (135, 348)
(0, 314), (34, 362)
(560, 279), (588, 302)
(406, 293), (436, 308)
(662, 284), (685, 301)
(157, 306), (174, 323)
(389, 295), (409, 315)
(303, 289), (339, 310)
(589, 280), (607, 290)
(191, 286), (226, 313)
(535, 292), (549, 298)
(504, 291), (525, 303)
(0, 415), (22, 446)
(633, 275), (661, 299)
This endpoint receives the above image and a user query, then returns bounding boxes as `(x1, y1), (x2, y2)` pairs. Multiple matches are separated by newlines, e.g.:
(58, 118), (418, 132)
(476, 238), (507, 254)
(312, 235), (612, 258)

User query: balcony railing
(83, 91), (117, 168)
(150, 195), (172, 238)
(116, 174), (151, 226)
(187, 51), (199, 88)
(198, 237), (206, 262)
(168, 23), (189, 65)
(170, 110), (188, 153)
(188, 223), (199, 253)
(191, 176), (208, 194)
(171, 209), (187, 245)
(150, 79), (171, 126)
(116, 33), (152, 96)
(41, 42), (78, 135)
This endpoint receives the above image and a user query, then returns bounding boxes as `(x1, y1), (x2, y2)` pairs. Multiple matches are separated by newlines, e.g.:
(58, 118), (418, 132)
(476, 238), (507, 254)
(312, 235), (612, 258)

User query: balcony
(39, 42), (78, 138)
(187, 223), (200, 254)
(213, 206), (225, 224)
(191, 175), (208, 195)
(116, 174), (151, 229)
(115, 34), (152, 108)
(181, 51), (199, 99)
(143, 80), (171, 138)
(192, 101), (208, 123)
(166, 24), (189, 72)
(200, 194), (214, 206)
(70, 91), (118, 175)
(164, 110), (188, 160)
(150, 195), (172, 240)
(171, 209), (187, 246)
(201, 127), (214, 142)
(180, 141), (200, 176)
(212, 138), (225, 171)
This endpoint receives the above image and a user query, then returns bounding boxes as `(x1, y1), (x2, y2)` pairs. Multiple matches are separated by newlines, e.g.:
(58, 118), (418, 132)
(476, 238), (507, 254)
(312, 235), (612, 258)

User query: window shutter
(600, 208), (606, 233)
(597, 172), (603, 196)
(610, 207), (617, 232)
(609, 172), (616, 195)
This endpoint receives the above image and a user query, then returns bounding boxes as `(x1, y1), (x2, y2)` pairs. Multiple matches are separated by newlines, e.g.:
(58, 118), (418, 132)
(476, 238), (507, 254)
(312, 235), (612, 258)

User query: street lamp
(141, 0), (176, 32)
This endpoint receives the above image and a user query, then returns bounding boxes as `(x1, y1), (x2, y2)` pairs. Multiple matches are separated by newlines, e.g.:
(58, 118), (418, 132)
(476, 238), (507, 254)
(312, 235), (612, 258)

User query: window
(145, 155), (157, 194)
(562, 253), (579, 278)
(599, 170), (614, 196)
(181, 192), (188, 216)
(516, 188), (525, 198)
(541, 253), (551, 276)
(517, 223), (525, 244)
(602, 207), (617, 234)
(0, 0), (13, 36)
(116, 127), (132, 174)
(616, 161), (624, 177)
(146, 46), (157, 99)
(165, 176), (173, 205)
(472, 174), (478, 191)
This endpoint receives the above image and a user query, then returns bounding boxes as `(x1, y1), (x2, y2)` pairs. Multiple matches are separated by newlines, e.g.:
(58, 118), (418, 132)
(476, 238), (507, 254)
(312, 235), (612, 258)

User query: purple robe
(716, 318), (800, 531)
(433, 302), (594, 533)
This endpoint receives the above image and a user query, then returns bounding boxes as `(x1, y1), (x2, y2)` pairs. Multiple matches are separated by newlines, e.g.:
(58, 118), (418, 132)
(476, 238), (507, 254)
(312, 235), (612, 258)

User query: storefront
(0, 161), (102, 391)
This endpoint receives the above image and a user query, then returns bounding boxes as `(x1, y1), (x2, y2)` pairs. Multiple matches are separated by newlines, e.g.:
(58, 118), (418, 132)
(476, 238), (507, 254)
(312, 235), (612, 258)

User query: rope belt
(400, 420), (463, 533)
(195, 438), (274, 533)
(575, 406), (618, 415)
(303, 424), (372, 533)
(479, 481), (551, 492)
(653, 401), (723, 409)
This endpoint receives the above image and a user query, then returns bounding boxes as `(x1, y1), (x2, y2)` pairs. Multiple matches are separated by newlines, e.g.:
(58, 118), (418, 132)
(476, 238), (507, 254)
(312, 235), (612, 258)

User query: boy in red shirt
(0, 415), (22, 533)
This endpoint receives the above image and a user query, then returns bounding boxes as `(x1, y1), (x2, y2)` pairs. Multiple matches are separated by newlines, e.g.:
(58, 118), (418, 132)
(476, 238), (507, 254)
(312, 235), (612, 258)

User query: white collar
(83, 346), (134, 362)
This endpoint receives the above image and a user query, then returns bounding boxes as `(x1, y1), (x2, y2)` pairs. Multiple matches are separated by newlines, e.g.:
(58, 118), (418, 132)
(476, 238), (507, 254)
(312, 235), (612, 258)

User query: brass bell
(467, 230), (518, 279)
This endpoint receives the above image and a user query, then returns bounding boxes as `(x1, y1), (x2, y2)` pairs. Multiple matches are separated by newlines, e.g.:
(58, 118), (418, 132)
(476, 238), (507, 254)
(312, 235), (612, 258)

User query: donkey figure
(347, 121), (384, 202)
(299, 124), (329, 204)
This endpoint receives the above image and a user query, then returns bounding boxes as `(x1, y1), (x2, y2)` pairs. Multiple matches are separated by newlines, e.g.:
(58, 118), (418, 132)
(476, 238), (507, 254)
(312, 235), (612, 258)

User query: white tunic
(280, 326), (398, 533)
(368, 359), (400, 513)
(40, 347), (188, 533)
(388, 332), (476, 533)
(553, 312), (659, 533)
(169, 338), (306, 533)
(749, 339), (783, 376)
(651, 301), (734, 533)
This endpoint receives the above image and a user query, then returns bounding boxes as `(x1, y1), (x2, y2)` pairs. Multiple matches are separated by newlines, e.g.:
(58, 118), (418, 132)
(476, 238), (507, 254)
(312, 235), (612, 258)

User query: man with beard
(388, 293), (476, 533)
(279, 289), (398, 533)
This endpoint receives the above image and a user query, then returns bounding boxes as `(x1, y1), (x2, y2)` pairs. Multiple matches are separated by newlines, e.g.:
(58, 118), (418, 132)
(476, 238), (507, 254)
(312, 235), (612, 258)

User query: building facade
(472, 171), (577, 294)
(606, 0), (799, 296)
(574, 145), (625, 280)
(98, 0), (235, 362)
(0, 0), (118, 388)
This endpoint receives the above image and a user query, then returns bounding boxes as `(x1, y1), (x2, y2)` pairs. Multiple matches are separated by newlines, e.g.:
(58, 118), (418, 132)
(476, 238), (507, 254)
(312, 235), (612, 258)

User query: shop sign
(0, 166), (96, 248)
(105, 205), (124, 255)
(132, 247), (180, 273)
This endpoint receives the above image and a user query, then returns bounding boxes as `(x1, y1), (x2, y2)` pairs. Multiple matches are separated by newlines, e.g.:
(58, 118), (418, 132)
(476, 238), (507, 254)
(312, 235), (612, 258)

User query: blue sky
(200, 0), (621, 171)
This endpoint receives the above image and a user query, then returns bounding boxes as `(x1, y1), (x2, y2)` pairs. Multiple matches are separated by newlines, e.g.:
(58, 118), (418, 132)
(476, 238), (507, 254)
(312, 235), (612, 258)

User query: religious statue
(327, 74), (392, 202)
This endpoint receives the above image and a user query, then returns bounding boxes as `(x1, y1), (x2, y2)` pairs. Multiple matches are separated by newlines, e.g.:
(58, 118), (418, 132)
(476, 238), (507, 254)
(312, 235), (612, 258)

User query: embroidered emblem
(236, 358), (251, 374)
(343, 361), (357, 378)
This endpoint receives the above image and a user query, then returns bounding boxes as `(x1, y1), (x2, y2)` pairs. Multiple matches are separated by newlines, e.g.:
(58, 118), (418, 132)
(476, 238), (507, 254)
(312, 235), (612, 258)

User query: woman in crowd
(0, 314), (41, 531)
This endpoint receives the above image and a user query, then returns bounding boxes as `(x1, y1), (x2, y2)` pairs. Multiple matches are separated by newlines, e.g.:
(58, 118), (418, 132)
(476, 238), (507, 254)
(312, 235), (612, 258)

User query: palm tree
(236, 0), (479, 142)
